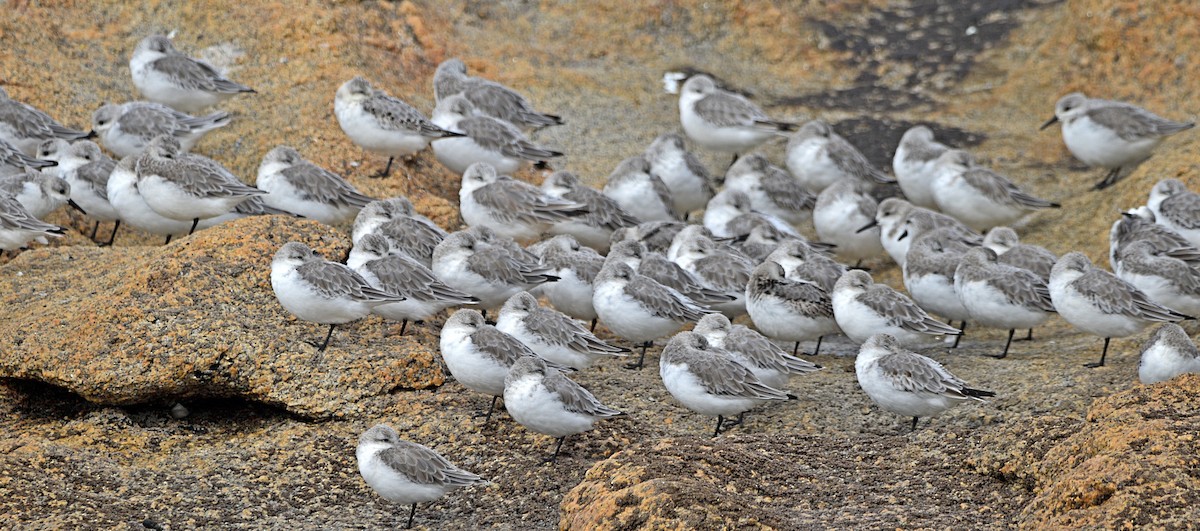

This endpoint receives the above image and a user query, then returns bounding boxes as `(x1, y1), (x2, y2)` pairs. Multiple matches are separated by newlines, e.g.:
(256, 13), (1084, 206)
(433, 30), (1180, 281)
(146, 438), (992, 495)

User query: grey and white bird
(347, 234), (479, 336)
(134, 135), (265, 233)
(255, 145), (374, 225)
(855, 333), (994, 430)
(609, 220), (687, 256)
(660, 331), (794, 437)
(892, 125), (950, 209)
(607, 240), (735, 308)
(0, 193), (65, 251)
(1049, 252), (1190, 367)
(439, 308), (546, 420)
(1138, 323), (1200, 385)
(270, 242), (406, 351)
(90, 101), (230, 159)
(503, 356), (621, 463)
(1109, 205), (1200, 275)
(107, 154), (214, 244)
(678, 75), (795, 157)
(929, 150), (1059, 232)
(0, 136), (55, 176)
(643, 132), (714, 216)
(431, 230), (558, 311)
(1147, 179), (1200, 249)
(528, 234), (604, 326)
(672, 235), (755, 318)
(56, 141), (120, 244)
(813, 180), (884, 266)
(496, 292), (628, 370)
(356, 424), (487, 530)
(351, 198), (446, 267)
(702, 188), (796, 239)
(0, 171), (80, 219)
(0, 87), (90, 155)
(593, 261), (713, 369)
(832, 270), (961, 346)
(766, 240), (845, 292)
(432, 58), (563, 131)
(129, 35), (255, 113)
(602, 154), (677, 223)
(431, 94), (562, 176)
(540, 170), (637, 253)
(1040, 92), (1194, 190)
(694, 313), (822, 391)
(983, 226), (1057, 281)
(903, 227), (975, 345)
(873, 197), (979, 267)
(954, 247), (1056, 358)
(1114, 241), (1200, 318)
(745, 261), (839, 357)
(459, 162), (582, 242)
(734, 223), (818, 263)
(723, 153), (815, 226)
(786, 119), (894, 194)
(335, 77), (463, 178)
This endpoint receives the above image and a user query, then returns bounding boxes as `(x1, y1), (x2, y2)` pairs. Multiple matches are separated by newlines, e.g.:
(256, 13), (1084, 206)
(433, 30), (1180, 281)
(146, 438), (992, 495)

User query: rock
(0, 216), (443, 418)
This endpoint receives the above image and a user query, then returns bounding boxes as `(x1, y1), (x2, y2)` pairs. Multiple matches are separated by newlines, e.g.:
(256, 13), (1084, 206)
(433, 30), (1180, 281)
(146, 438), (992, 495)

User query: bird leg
(314, 323), (337, 352)
(624, 341), (652, 370)
(911, 416), (919, 431)
(590, 318), (598, 333)
(473, 396), (499, 423)
(793, 342), (800, 356)
(952, 321), (967, 348)
(713, 415), (726, 437)
(102, 221), (121, 247)
(988, 329), (1015, 359)
(1092, 167), (1123, 190)
(188, 218), (199, 235)
(163, 234), (173, 245)
(398, 319), (409, 337)
(373, 157), (395, 179)
(405, 502), (417, 529)
(1085, 337), (1111, 368)
(89, 221), (99, 240)
(542, 436), (568, 465)
(1016, 328), (1034, 342)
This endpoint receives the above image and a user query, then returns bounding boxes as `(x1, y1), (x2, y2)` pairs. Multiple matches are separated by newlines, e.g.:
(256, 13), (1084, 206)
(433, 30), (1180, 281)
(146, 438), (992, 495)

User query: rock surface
(1, 0), (1199, 529)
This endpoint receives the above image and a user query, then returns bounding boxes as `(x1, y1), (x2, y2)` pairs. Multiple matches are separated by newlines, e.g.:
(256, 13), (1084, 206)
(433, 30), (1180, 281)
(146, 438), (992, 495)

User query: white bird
(1147, 179), (1200, 249)
(129, 35), (255, 113)
(1114, 241), (1200, 318)
(602, 155), (677, 223)
(954, 247), (1056, 358)
(431, 230), (558, 311)
(352, 198), (446, 268)
(813, 180), (883, 266)
(107, 155), (218, 244)
(356, 424), (487, 529)
(90, 101), (230, 159)
(606, 240), (735, 308)
(528, 234), (604, 326)
(1138, 323), (1200, 385)
(503, 356), (622, 463)
(0, 193), (64, 251)
(677, 74), (795, 157)
(723, 153), (815, 226)
(702, 188), (796, 239)
(592, 261), (713, 369)
(255, 145), (374, 225)
(439, 308), (546, 420)
(643, 132), (714, 216)
(57, 141), (120, 244)
(335, 76), (463, 178)
(1041, 92), (1194, 190)
(540, 170), (637, 253)
(134, 135), (266, 234)
(0, 137), (55, 176)
(496, 291), (628, 370)
(903, 227), (975, 346)
(855, 333), (994, 430)
(892, 125), (950, 209)
(0, 87), (90, 155)
(694, 313), (822, 391)
(431, 94), (562, 176)
(929, 150), (1059, 232)
(459, 162), (582, 242)
(745, 261), (838, 357)
(672, 235), (754, 318)
(0, 171), (81, 219)
(786, 119), (894, 193)
(983, 226), (1057, 281)
(832, 270), (961, 346)
(432, 58), (563, 131)
(1109, 205), (1200, 275)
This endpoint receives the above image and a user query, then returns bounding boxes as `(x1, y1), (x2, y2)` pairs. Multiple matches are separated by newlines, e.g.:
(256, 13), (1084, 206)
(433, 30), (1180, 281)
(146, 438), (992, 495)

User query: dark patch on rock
(832, 117), (988, 171)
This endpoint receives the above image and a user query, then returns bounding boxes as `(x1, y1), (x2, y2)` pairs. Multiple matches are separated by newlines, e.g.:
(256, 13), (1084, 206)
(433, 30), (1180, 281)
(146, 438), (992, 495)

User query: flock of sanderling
(1, 32), (1198, 528)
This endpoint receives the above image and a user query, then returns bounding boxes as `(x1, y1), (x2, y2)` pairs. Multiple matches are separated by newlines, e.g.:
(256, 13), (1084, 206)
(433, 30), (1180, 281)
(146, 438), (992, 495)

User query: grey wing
(640, 256), (735, 303)
(1089, 104), (1195, 140)
(0, 101), (83, 140)
(152, 56), (253, 93)
(625, 276), (710, 321)
(992, 269), (1055, 312)
(460, 117), (562, 161)
(693, 255), (752, 293)
(367, 258), (477, 303)
(769, 280), (834, 318)
(1161, 194), (1200, 230)
(281, 163), (374, 208)
(524, 308), (625, 354)
(874, 351), (975, 398)
(566, 189), (639, 230)
(687, 350), (791, 399)
(364, 95), (457, 137)
(464, 83), (562, 129)
(0, 195), (64, 232)
(475, 180), (579, 225)
(861, 285), (960, 334)
(693, 92), (770, 128)
(684, 151), (713, 183)
(762, 169), (815, 211)
(728, 327), (820, 373)
(122, 104), (192, 137)
(573, 253), (604, 283)
(1076, 271), (1187, 321)
(998, 246), (1056, 280)
(468, 247), (552, 286)
(377, 442), (483, 487)
(297, 260), (403, 302)
(76, 159), (117, 200)
(234, 196), (294, 216)
(180, 158), (266, 198)
(543, 370), (623, 417)
(470, 326), (536, 366)
(829, 138), (895, 184)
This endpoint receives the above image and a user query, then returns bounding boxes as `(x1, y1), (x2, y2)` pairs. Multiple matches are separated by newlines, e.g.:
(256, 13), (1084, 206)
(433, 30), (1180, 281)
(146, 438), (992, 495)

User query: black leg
(793, 342), (800, 356)
(188, 218), (199, 235)
(543, 436), (567, 464)
(405, 502), (417, 529)
(625, 341), (651, 369)
(713, 415), (725, 437)
(590, 318), (597, 332)
(989, 329), (1015, 359)
(1020, 328), (1034, 341)
(1085, 337), (1111, 368)
(729, 153), (739, 167)
(1093, 167), (1123, 190)
(473, 396), (499, 423)
(911, 416), (919, 431)
(317, 323), (336, 352)
(163, 234), (173, 245)
(89, 221), (99, 240)
(373, 157), (395, 179)
(952, 321), (967, 348)
(812, 336), (823, 356)
(104, 221), (121, 246)
(398, 320), (409, 337)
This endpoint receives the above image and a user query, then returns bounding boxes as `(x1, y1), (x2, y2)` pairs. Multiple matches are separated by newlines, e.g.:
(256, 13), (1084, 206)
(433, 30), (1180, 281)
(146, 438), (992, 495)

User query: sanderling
(33, 138), (71, 170)
(723, 153), (814, 226)
(766, 240), (845, 292)
(733, 223), (793, 263)
(602, 154), (678, 223)
(528, 234), (604, 326)
(702, 188), (796, 239)
(660, 331), (794, 437)
(107, 155), (213, 244)
(672, 234), (754, 317)
(0, 193), (65, 251)
(903, 228), (975, 346)
(0, 87), (90, 155)
(0, 137), (55, 175)
(503, 356), (621, 463)
(335, 77), (462, 178)
(609, 220), (687, 255)
(1109, 205), (1200, 274)
(129, 35), (255, 113)
(91, 101), (230, 159)
(813, 180), (884, 266)
(983, 226), (1056, 281)
(356, 424), (487, 529)
(592, 261), (713, 369)
(643, 132), (714, 216)
(892, 125), (950, 209)
(929, 150), (1059, 232)
(607, 240), (734, 307)
(347, 234), (479, 336)
(431, 230), (558, 311)
(1049, 252), (1189, 367)
(0, 171), (81, 219)
(255, 145), (374, 225)
(459, 162), (581, 242)
(871, 197), (979, 267)
(432, 58), (563, 131)
(352, 198), (446, 267)
(1114, 241), (1200, 318)
(667, 224), (731, 262)
(496, 291), (628, 370)
(1138, 323), (1200, 385)
(746, 261), (839, 356)
(954, 247), (1055, 358)
(134, 136), (265, 233)
(541, 170), (637, 252)
(271, 242), (406, 351)
(786, 119), (894, 193)
(431, 94), (562, 176)
(855, 333), (993, 430)
(1147, 179), (1200, 249)
(832, 270), (961, 346)
(57, 141), (120, 244)
(678, 74), (795, 157)
(694, 313), (822, 392)
(440, 308), (545, 420)
(466, 225), (546, 274)
(1041, 92), (1194, 190)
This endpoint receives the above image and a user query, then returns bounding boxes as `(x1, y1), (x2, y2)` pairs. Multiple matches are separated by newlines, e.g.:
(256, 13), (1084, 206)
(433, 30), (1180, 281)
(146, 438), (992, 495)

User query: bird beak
(898, 230), (909, 241)
(85, 130), (98, 139)
(1039, 116), (1059, 131)
(68, 199), (88, 215)
(856, 220), (878, 233)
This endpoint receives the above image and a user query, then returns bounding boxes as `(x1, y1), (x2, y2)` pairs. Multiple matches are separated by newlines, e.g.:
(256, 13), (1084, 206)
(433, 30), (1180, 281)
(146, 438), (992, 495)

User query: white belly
(503, 375), (598, 437)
